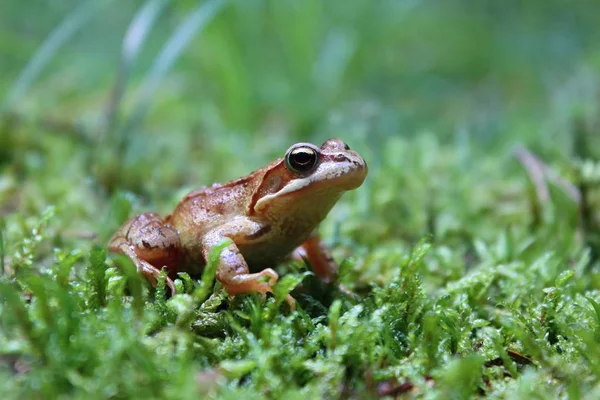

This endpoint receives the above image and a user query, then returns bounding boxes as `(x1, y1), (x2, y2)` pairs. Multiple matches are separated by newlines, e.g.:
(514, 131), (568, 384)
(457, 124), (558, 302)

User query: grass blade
(88, 246), (108, 309)
(194, 238), (231, 304)
(103, 0), (169, 134)
(0, 221), (5, 274)
(123, 0), (227, 133)
(2, 0), (101, 110)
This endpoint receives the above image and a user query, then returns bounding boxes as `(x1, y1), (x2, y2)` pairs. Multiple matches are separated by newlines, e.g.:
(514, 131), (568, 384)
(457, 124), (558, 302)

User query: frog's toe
(138, 259), (177, 295)
(284, 294), (296, 311)
(258, 268), (279, 285)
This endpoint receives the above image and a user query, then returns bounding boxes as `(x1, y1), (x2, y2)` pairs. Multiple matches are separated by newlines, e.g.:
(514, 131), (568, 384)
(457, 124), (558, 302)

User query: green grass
(2, 0), (600, 398)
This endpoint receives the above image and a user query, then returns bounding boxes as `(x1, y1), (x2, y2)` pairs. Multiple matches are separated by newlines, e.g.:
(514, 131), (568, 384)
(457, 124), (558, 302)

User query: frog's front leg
(202, 220), (295, 309)
(292, 234), (359, 299)
(292, 233), (338, 283)
(108, 212), (180, 294)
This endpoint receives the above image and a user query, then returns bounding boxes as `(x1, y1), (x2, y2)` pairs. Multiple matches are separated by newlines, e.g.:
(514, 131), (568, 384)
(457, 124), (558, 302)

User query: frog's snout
(339, 151), (368, 190)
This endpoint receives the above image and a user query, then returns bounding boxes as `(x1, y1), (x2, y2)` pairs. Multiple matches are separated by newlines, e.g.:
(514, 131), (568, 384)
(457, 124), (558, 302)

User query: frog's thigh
(292, 233), (338, 283)
(108, 212), (179, 293)
(119, 212), (180, 269)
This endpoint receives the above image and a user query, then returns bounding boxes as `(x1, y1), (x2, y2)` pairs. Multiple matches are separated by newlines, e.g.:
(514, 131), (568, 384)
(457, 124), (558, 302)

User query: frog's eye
(286, 146), (319, 174)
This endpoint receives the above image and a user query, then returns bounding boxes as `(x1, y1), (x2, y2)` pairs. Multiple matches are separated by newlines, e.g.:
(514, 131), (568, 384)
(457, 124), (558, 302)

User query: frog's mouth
(318, 151), (368, 190)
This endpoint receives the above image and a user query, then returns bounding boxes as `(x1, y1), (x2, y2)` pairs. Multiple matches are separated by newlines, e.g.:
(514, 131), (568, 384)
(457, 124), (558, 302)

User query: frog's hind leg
(292, 234), (338, 283)
(108, 212), (180, 295)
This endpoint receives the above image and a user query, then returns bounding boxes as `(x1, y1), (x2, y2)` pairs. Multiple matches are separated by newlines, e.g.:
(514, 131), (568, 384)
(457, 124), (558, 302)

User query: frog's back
(166, 179), (252, 271)
(168, 176), (257, 231)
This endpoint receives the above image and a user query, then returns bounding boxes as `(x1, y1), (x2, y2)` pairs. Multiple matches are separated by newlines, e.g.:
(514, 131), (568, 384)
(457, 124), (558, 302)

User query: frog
(108, 138), (367, 308)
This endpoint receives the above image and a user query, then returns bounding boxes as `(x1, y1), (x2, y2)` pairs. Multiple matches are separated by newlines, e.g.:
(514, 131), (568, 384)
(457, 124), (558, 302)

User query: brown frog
(109, 138), (367, 308)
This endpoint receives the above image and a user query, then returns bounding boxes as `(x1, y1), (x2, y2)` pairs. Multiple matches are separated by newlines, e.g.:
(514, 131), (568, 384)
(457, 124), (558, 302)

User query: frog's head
(281, 138), (367, 193)
(251, 138), (367, 224)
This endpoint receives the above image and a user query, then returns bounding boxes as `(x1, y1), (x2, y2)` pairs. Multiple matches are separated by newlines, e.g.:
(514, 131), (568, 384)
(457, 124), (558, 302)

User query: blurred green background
(3, 0), (600, 148)
(2, 0), (600, 259)
(2, 0), (600, 245)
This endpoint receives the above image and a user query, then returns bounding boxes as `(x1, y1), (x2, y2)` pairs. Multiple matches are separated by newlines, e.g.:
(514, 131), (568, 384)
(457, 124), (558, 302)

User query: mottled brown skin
(108, 138), (367, 308)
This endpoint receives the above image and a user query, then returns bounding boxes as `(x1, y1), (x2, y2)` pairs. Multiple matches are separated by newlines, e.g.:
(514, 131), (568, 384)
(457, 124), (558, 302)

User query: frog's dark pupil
(287, 147), (317, 173)
(293, 150), (312, 165)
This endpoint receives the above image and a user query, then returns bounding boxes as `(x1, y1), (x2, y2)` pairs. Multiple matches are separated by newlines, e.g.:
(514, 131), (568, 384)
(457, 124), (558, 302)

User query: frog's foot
(210, 239), (296, 310)
(220, 267), (278, 295)
(108, 212), (180, 295)
(218, 267), (296, 310)
(292, 233), (338, 283)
